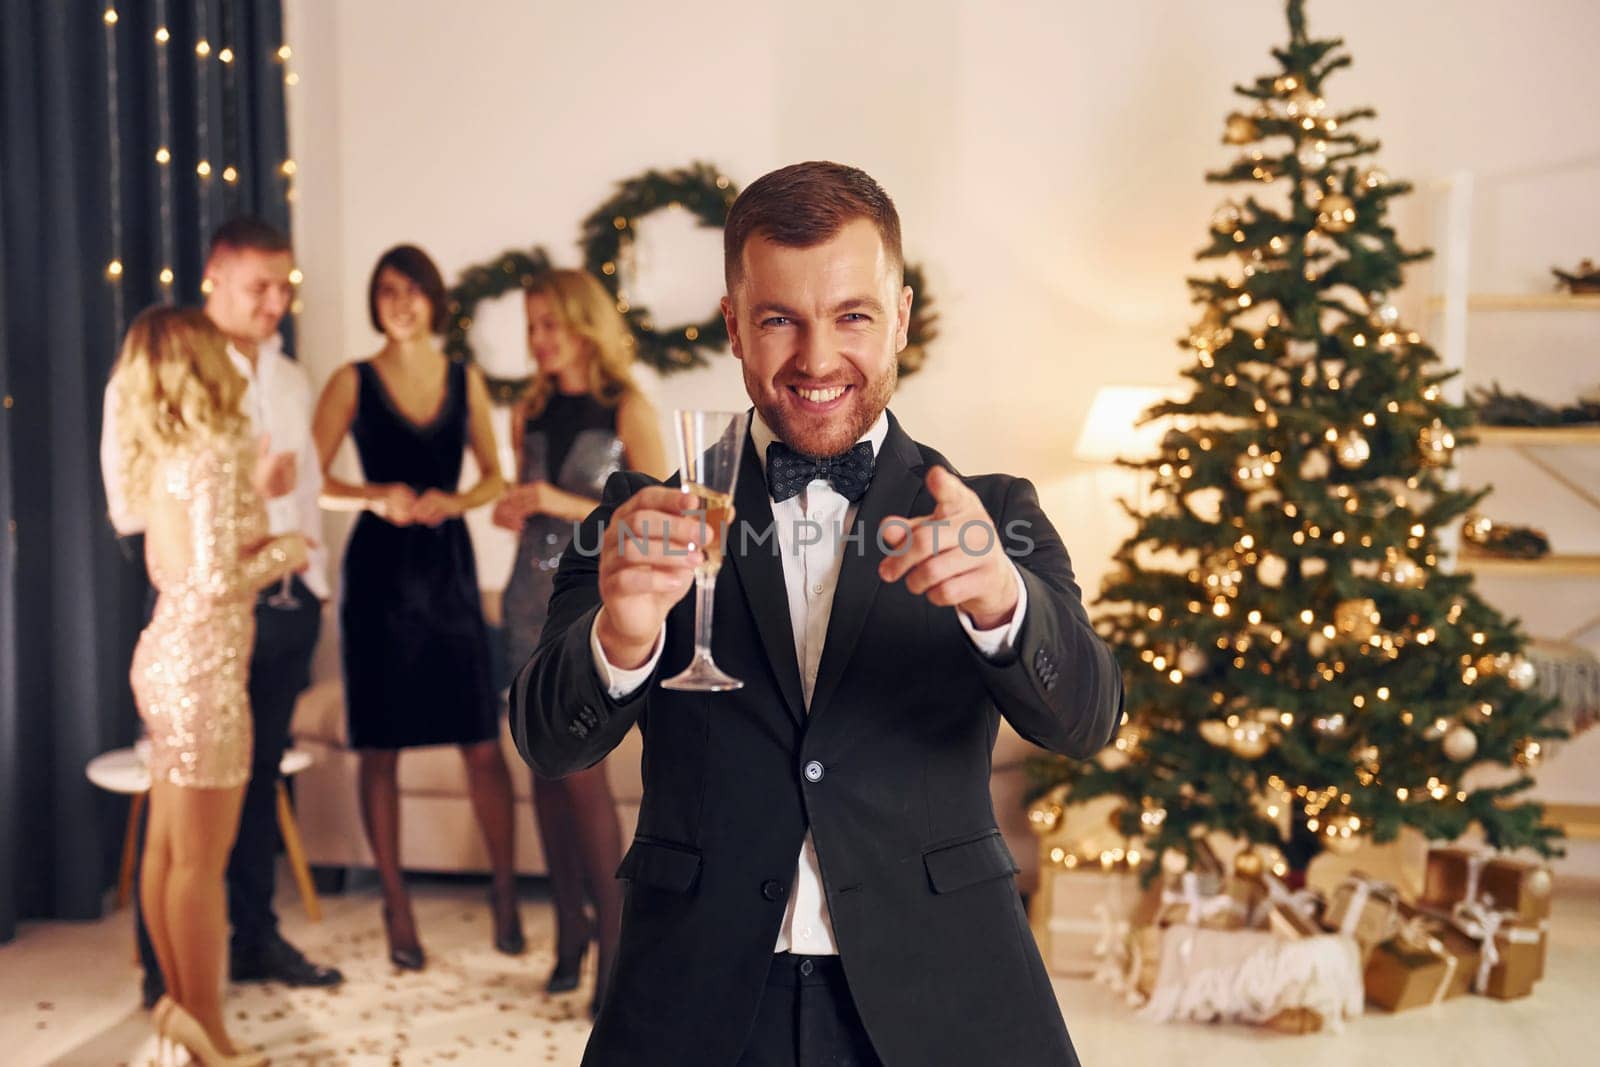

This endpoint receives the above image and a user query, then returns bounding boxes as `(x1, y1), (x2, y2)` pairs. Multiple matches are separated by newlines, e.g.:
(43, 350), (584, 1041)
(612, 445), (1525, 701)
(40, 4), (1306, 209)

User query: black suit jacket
(512, 410), (1123, 1066)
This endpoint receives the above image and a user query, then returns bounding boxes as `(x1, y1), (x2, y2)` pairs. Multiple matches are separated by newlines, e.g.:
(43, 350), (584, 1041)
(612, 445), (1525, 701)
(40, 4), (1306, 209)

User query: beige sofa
(289, 599), (1049, 891)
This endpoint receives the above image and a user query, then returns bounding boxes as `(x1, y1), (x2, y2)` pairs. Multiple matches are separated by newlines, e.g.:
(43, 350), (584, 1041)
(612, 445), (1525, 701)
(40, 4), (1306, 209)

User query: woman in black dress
(493, 269), (665, 1014)
(312, 245), (523, 969)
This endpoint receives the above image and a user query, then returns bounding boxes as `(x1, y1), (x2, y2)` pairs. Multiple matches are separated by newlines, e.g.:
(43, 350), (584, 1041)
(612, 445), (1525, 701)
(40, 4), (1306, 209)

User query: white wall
(283, 0), (1600, 872)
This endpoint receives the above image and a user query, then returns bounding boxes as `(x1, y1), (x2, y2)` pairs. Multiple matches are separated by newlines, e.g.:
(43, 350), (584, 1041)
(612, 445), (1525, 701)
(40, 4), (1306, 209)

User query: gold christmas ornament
(1233, 850), (1264, 878)
(1317, 194), (1357, 232)
(1286, 87), (1326, 117)
(1443, 724), (1479, 762)
(1506, 656), (1538, 691)
(1224, 112), (1260, 144)
(1334, 598), (1380, 639)
(1418, 420), (1456, 467)
(1299, 448), (1331, 481)
(1381, 555), (1425, 588)
(1234, 452), (1275, 490)
(1527, 867), (1553, 901)
(1177, 646), (1210, 676)
(1199, 720), (1233, 748)
(1256, 553), (1288, 588)
(1334, 429), (1371, 469)
(1229, 721), (1272, 759)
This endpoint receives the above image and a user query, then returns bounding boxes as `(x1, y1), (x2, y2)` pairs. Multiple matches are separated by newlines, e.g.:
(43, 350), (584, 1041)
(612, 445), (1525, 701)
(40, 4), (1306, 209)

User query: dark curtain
(0, 0), (291, 943)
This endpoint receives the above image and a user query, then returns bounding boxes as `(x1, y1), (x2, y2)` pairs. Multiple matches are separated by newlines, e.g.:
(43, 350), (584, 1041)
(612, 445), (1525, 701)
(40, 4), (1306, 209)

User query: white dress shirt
(101, 333), (330, 599)
(588, 410), (1028, 956)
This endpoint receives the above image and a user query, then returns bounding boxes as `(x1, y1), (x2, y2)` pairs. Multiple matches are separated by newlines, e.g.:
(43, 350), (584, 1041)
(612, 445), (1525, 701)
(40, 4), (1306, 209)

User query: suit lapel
(728, 424), (807, 727)
(807, 412), (926, 724)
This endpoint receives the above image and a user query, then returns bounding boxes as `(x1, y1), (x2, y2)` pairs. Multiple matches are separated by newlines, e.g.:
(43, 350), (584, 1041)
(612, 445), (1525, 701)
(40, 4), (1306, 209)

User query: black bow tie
(765, 440), (876, 503)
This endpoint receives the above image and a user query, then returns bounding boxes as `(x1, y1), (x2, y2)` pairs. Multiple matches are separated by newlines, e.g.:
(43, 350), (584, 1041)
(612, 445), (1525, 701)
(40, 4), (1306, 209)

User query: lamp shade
(1074, 386), (1175, 464)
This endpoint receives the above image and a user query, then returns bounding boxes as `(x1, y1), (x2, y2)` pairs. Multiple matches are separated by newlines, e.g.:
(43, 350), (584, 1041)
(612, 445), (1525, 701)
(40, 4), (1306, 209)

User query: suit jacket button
(761, 879), (786, 901)
(803, 761), (824, 783)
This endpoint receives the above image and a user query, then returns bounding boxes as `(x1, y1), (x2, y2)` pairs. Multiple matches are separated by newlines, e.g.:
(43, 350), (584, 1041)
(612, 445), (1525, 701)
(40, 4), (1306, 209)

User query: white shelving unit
(1425, 172), (1600, 597)
(1423, 171), (1600, 847)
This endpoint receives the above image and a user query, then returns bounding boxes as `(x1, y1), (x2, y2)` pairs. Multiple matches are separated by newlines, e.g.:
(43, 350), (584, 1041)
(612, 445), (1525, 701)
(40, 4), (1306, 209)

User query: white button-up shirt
(590, 410), (1027, 956)
(100, 333), (329, 599)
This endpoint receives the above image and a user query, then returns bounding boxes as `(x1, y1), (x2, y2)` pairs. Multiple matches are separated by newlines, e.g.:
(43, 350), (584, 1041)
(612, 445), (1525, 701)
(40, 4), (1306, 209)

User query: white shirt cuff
(590, 613), (665, 699)
(958, 560), (1028, 659)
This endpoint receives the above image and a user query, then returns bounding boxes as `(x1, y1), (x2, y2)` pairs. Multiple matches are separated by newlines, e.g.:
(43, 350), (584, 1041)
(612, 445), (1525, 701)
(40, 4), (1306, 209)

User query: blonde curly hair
(109, 306), (246, 520)
(518, 268), (639, 421)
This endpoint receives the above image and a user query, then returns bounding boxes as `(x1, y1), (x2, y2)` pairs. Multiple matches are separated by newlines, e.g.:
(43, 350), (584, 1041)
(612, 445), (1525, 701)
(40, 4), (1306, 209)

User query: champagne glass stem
(692, 570), (717, 663)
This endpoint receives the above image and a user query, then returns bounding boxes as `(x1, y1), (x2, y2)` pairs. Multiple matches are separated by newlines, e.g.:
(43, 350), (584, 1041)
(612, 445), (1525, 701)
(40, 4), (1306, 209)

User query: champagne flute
(661, 409), (748, 692)
(264, 496), (301, 609)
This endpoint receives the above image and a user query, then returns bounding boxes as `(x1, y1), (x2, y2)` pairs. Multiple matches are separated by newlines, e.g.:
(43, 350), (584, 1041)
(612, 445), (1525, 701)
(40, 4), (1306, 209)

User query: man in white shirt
(512, 164), (1122, 1066)
(100, 218), (342, 1004)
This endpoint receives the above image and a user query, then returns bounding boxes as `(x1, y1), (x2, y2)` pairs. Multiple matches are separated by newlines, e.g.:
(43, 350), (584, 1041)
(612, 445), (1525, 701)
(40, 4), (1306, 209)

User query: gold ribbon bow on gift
(1392, 914), (1459, 1007)
(1251, 871), (1322, 928)
(1161, 871), (1244, 926)
(1335, 873), (1402, 941)
(1451, 899), (1504, 994)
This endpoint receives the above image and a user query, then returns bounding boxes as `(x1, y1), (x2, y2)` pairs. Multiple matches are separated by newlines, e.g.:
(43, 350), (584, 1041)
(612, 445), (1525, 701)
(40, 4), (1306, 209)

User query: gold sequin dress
(130, 432), (307, 789)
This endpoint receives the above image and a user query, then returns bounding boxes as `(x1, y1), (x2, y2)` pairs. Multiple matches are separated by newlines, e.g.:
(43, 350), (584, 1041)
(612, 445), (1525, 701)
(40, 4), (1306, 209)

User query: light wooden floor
(3, 877), (1596, 1065)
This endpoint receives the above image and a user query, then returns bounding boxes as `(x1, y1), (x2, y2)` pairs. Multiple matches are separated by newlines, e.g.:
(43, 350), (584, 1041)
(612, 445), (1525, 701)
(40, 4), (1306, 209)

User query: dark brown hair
(207, 216), (291, 261)
(723, 161), (903, 288)
(367, 244), (449, 334)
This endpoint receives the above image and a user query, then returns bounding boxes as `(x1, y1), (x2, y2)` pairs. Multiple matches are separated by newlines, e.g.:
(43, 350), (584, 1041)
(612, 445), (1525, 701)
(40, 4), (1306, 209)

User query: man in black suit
(512, 161), (1122, 1066)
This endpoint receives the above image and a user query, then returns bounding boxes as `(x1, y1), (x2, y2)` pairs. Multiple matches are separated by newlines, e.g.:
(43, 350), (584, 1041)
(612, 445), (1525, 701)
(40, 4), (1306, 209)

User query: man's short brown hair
(723, 161), (903, 289)
(207, 216), (291, 261)
(367, 244), (450, 334)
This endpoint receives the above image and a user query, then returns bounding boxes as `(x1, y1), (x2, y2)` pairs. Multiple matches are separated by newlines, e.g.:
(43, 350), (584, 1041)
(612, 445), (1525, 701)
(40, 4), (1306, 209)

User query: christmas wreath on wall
(579, 161), (739, 374)
(449, 162), (938, 402)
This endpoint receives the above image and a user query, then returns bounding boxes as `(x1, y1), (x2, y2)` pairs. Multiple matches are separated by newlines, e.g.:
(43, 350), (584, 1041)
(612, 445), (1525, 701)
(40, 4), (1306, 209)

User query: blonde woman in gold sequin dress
(111, 307), (308, 1067)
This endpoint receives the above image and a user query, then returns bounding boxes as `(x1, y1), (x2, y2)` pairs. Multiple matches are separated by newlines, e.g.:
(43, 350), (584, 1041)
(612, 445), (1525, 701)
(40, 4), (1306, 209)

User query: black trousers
(736, 954), (883, 1067)
(134, 576), (322, 974)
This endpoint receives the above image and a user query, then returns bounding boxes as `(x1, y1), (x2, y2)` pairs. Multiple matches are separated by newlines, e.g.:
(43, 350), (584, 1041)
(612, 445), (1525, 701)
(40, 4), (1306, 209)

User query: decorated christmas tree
(1035, 0), (1564, 883)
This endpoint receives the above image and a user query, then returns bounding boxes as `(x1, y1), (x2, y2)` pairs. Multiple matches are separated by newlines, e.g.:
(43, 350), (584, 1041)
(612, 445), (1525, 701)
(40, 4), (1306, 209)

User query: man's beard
(748, 359), (898, 459)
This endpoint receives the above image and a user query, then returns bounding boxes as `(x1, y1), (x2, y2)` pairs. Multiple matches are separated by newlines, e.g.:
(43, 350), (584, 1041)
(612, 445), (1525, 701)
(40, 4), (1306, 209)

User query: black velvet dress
(340, 359), (498, 750)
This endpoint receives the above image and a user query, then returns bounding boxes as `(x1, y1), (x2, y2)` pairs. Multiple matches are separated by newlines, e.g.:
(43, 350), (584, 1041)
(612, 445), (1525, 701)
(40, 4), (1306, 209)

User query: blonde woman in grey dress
(493, 269), (666, 1016)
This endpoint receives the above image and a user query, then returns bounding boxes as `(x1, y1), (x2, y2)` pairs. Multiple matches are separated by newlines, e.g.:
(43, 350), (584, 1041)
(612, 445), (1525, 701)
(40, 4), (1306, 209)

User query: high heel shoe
(158, 998), (268, 1066)
(546, 920), (593, 994)
(490, 885), (526, 956)
(382, 902), (426, 971)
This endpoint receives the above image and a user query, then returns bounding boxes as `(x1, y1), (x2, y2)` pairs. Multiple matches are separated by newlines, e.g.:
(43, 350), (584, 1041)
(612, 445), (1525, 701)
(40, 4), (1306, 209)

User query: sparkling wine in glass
(661, 409), (748, 692)
(264, 495), (301, 609)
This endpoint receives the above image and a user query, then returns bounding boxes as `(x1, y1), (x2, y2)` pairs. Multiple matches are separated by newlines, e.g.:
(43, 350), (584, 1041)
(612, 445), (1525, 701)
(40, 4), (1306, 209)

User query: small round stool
(86, 745), (323, 921)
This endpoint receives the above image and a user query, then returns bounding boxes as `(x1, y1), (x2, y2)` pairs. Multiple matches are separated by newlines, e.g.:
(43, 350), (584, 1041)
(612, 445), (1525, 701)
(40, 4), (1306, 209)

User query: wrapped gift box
(1029, 867), (1139, 976)
(1322, 873), (1402, 961)
(1365, 903), (1482, 1009)
(1421, 848), (1553, 921)
(1484, 918), (1543, 1000)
